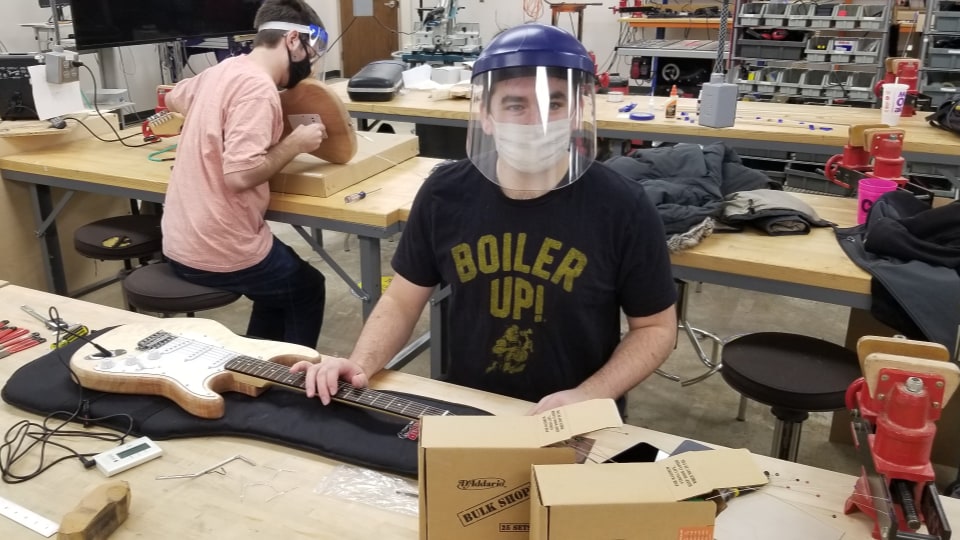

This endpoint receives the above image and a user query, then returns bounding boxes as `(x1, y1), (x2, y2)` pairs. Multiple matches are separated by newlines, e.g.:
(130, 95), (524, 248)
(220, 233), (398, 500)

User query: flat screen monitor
(70, 0), (264, 51)
(0, 54), (43, 121)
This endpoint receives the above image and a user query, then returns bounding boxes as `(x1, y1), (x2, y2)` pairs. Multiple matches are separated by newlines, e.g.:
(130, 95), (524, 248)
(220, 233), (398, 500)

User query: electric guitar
(69, 319), (450, 422)
(141, 110), (184, 141)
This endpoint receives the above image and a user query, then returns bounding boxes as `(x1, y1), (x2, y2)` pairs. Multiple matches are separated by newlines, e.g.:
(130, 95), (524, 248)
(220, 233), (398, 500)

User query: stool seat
(722, 332), (860, 411)
(123, 263), (240, 315)
(74, 215), (162, 260)
(721, 332), (861, 461)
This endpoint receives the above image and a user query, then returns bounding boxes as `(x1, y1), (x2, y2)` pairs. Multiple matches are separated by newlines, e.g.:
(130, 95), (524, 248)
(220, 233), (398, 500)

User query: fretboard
(224, 356), (452, 420)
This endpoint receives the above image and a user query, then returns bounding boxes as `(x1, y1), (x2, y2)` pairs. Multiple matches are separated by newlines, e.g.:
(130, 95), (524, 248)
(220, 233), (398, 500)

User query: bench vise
(824, 124), (907, 190)
(844, 337), (959, 540)
(873, 58), (931, 117)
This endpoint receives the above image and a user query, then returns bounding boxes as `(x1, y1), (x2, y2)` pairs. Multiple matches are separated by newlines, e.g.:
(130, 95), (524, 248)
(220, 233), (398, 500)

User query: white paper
(714, 491), (844, 540)
(287, 113), (323, 129)
(27, 64), (84, 120)
(401, 64), (432, 88)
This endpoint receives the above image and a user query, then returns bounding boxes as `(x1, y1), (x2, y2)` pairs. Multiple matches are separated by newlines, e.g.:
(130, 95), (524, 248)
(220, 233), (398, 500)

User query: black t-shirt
(393, 159), (677, 403)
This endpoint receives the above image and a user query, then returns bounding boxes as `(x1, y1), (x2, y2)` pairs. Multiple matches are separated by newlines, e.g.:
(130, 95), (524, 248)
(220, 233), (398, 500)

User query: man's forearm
(577, 323), (676, 400)
(348, 294), (424, 377)
(224, 137), (301, 192)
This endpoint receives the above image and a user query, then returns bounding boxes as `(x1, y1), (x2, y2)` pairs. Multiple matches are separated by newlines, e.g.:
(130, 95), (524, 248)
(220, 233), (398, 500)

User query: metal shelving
(919, 0), (960, 107)
(731, 0), (895, 105)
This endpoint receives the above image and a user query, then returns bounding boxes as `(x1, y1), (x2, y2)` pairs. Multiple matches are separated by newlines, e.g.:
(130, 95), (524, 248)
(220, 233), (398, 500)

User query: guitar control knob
(99, 358), (114, 370)
(125, 356), (139, 366)
(147, 351), (161, 361)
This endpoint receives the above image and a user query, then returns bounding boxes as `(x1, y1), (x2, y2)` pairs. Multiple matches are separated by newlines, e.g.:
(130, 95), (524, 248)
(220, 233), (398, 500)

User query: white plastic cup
(880, 83), (908, 126)
(607, 91), (624, 103)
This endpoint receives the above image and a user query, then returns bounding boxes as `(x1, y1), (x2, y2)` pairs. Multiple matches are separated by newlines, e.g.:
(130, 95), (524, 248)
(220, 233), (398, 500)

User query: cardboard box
(529, 448), (769, 540)
(268, 131), (419, 198)
(418, 399), (623, 540)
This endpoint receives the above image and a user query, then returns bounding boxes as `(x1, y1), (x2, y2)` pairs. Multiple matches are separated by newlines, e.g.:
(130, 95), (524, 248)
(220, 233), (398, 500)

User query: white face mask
(491, 118), (571, 175)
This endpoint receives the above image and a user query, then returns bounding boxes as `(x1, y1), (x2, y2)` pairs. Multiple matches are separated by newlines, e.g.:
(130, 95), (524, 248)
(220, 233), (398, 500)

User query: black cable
(373, 14), (415, 36)
(62, 116), (142, 143)
(325, 17), (358, 54)
(73, 62), (157, 148)
(0, 307), (134, 484)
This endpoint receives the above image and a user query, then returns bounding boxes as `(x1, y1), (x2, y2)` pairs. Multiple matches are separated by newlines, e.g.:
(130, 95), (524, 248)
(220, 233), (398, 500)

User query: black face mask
(285, 43), (313, 89)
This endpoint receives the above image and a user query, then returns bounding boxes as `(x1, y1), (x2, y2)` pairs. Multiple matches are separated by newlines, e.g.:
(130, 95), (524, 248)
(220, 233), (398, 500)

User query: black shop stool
(74, 214), (163, 273)
(720, 332), (861, 462)
(122, 263), (240, 317)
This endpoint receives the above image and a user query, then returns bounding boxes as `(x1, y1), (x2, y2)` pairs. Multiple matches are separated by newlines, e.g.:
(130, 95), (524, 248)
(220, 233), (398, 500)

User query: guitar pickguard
(84, 331), (243, 399)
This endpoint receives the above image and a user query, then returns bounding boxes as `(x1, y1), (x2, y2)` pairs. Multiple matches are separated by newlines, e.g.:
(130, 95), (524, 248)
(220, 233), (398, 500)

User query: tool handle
(0, 328), (29, 345)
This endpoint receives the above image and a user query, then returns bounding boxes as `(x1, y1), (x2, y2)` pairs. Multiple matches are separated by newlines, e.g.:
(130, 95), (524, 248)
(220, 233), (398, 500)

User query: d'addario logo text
(457, 477), (506, 490)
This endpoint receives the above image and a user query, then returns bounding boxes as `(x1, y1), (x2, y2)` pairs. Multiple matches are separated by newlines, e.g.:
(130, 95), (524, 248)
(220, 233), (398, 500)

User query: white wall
(0, 1), (696, 111)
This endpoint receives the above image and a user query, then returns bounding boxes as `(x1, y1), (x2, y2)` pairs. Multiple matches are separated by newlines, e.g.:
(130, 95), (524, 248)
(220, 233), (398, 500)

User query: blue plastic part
(820, 127), (833, 131)
(809, 124), (815, 130)
(472, 23), (593, 76)
(629, 111), (655, 121)
(619, 102), (638, 113)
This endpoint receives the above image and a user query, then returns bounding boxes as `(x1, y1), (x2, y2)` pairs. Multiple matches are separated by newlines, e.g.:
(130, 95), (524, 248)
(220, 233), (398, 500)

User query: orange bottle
(665, 85), (679, 119)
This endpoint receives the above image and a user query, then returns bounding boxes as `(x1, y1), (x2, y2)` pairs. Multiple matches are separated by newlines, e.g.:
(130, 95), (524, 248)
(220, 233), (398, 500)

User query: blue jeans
(168, 236), (325, 348)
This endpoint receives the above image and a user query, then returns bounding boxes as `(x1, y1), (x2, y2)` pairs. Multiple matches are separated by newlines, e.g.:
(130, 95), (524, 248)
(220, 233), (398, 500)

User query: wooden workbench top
(0, 135), (443, 229)
(2, 283), (959, 539)
(329, 81), (956, 159)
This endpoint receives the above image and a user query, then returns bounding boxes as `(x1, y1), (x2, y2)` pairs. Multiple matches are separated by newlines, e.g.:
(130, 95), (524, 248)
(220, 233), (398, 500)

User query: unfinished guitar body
(69, 319), (320, 419)
(280, 78), (358, 164)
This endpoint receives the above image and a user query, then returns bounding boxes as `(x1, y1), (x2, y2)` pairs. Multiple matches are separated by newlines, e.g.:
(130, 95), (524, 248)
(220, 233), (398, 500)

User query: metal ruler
(0, 495), (59, 537)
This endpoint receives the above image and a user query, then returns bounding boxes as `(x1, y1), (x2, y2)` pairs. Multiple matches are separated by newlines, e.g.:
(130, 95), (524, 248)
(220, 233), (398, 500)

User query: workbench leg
(429, 285), (451, 379)
(28, 184), (68, 295)
(358, 235), (382, 321)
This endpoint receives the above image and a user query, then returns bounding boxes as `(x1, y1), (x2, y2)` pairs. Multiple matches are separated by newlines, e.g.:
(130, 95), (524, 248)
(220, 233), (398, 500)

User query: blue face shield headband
(257, 21), (329, 58)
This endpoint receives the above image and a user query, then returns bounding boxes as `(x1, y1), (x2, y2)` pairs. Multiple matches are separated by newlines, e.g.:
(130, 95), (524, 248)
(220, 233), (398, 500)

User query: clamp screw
(933, 402), (941, 409)
(880, 374), (889, 381)
(936, 381), (944, 388)
(905, 377), (924, 393)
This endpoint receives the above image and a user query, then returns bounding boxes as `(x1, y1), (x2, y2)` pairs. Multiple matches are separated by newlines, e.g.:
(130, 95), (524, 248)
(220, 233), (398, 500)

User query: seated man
(294, 23), (677, 413)
(161, 0), (328, 348)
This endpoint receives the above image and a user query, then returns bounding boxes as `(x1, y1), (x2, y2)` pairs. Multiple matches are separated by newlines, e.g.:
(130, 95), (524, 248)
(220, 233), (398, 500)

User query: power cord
(0, 307), (134, 484)
(64, 61), (157, 148)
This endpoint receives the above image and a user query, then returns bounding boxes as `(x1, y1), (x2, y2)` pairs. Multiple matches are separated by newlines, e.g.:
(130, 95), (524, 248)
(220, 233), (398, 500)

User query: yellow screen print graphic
(489, 325), (534, 374)
(449, 233), (588, 375)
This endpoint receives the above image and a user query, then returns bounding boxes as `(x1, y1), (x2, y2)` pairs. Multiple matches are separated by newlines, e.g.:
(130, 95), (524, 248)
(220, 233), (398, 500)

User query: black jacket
(605, 143), (779, 235)
(836, 191), (960, 355)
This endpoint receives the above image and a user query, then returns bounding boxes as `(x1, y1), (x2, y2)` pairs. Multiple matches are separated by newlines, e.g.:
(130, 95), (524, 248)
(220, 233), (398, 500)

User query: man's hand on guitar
(287, 122), (328, 154)
(291, 355), (368, 405)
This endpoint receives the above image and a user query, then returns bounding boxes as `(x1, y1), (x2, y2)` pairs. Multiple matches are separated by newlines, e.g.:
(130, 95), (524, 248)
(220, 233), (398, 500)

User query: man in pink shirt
(161, 0), (328, 347)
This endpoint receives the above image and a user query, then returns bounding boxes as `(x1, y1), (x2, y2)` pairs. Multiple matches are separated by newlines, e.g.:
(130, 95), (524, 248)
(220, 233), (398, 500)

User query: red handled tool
(0, 327), (29, 345)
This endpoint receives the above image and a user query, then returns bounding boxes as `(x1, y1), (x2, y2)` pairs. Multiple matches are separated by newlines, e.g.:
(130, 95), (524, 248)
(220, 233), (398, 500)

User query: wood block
(57, 480), (131, 540)
(269, 132), (420, 198)
(862, 352), (960, 405)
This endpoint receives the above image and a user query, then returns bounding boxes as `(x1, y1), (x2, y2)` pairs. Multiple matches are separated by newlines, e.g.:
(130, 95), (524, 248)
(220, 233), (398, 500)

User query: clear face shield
(466, 66), (596, 193)
(257, 21), (329, 80)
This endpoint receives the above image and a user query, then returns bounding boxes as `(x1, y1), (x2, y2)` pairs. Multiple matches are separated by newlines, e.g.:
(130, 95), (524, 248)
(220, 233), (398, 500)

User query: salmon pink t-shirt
(161, 55), (283, 272)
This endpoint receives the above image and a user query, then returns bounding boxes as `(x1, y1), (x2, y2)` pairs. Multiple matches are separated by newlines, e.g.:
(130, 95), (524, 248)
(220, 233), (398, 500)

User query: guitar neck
(224, 357), (452, 420)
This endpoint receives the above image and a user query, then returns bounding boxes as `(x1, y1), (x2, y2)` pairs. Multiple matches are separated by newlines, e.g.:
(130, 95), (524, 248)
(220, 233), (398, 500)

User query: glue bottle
(664, 85), (678, 119)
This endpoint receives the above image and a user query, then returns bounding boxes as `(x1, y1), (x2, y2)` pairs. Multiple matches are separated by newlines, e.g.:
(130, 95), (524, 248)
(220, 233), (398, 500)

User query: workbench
(0, 132), (438, 321)
(0, 280), (958, 539)
(328, 80), (960, 166)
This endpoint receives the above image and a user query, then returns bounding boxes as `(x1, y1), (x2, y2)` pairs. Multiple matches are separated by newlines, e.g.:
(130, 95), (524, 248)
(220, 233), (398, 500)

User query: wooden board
(279, 79), (358, 165)
(269, 132), (419, 198)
